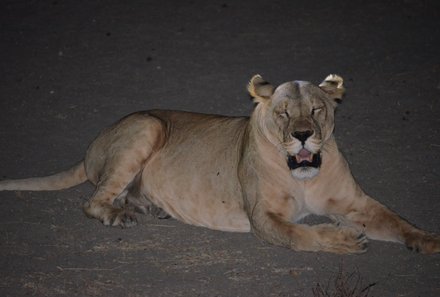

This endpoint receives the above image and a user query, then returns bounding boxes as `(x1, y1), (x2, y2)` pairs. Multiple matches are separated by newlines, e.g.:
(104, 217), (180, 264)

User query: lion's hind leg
(84, 184), (138, 228)
(83, 113), (166, 227)
(83, 158), (147, 228)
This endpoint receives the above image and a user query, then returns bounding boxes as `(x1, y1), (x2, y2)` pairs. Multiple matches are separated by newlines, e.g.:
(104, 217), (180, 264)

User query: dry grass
(312, 264), (376, 297)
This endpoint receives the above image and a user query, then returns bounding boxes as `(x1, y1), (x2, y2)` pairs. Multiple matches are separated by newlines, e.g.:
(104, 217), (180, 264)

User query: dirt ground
(0, 0), (439, 296)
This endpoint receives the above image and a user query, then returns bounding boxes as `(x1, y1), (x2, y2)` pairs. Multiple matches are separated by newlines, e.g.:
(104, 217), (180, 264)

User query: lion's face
(248, 74), (345, 180)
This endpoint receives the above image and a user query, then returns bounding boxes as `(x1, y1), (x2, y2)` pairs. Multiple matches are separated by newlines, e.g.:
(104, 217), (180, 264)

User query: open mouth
(287, 148), (322, 170)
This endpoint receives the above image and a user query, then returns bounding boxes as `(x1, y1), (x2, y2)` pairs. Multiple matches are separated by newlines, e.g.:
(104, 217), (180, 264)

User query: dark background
(0, 0), (439, 296)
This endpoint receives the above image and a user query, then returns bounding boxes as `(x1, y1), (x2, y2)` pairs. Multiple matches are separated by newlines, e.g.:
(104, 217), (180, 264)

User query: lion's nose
(292, 130), (313, 144)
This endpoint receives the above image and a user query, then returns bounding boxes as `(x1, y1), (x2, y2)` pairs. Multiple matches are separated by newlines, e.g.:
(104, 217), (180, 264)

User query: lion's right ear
(248, 74), (274, 104)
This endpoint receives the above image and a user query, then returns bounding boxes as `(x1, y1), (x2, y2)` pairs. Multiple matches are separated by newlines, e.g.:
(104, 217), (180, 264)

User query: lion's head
(248, 74), (345, 180)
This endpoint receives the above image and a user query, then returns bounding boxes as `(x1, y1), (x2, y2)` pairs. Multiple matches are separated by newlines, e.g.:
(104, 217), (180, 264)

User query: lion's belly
(141, 164), (251, 232)
(139, 113), (251, 232)
(146, 189), (250, 232)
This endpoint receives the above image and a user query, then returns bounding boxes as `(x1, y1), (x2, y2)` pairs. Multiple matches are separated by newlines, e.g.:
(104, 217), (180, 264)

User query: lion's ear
(319, 74), (345, 103)
(248, 74), (274, 104)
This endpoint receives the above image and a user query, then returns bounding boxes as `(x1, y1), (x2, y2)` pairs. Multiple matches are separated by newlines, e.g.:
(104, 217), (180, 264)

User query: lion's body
(82, 110), (352, 234)
(125, 111), (250, 232)
(1, 74), (439, 254)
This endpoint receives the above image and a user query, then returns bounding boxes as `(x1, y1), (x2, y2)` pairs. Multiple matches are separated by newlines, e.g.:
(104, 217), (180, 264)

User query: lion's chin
(290, 167), (320, 180)
(287, 150), (322, 180)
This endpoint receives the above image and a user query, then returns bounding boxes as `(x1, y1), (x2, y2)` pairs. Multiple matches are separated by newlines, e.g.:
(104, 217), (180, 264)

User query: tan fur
(1, 75), (439, 254)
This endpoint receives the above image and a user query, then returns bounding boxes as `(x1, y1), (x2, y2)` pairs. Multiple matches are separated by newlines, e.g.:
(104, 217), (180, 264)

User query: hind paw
(106, 210), (138, 228)
(84, 201), (138, 228)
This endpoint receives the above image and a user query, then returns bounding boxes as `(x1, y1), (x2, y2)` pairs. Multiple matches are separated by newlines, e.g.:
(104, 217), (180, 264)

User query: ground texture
(0, 1), (439, 296)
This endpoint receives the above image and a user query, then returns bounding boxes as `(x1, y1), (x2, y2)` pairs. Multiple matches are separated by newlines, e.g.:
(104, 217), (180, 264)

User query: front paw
(405, 232), (440, 254)
(314, 224), (369, 254)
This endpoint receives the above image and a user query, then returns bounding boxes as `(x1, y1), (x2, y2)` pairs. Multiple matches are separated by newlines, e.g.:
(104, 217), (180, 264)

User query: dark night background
(0, 0), (439, 296)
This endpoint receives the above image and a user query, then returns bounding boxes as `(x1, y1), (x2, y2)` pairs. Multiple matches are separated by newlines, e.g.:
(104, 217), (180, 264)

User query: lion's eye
(279, 110), (289, 119)
(311, 107), (324, 116)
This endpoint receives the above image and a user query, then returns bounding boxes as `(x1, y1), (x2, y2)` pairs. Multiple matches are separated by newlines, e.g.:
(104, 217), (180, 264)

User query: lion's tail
(0, 161), (87, 191)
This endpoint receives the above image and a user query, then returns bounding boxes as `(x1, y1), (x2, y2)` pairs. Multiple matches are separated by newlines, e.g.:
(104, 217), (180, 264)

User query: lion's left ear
(248, 74), (274, 104)
(319, 74), (345, 103)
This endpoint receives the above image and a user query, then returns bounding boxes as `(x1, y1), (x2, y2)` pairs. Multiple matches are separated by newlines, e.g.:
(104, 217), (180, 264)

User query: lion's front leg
(249, 204), (368, 254)
(330, 195), (440, 254)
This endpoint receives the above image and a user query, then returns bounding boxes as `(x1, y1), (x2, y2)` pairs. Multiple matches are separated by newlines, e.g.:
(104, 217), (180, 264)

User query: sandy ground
(0, 0), (439, 296)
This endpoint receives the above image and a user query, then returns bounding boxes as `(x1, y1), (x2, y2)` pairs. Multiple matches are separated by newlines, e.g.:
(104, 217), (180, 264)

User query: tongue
(296, 149), (312, 162)
(298, 149), (311, 158)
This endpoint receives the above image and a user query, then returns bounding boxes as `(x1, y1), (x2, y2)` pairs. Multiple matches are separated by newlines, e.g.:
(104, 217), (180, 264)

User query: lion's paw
(84, 200), (138, 228)
(315, 224), (368, 254)
(405, 232), (440, 254)
(101, 209), (138, 228)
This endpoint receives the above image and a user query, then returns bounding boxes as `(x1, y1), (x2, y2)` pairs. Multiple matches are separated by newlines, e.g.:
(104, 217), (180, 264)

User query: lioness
(1, 74), (439, 254)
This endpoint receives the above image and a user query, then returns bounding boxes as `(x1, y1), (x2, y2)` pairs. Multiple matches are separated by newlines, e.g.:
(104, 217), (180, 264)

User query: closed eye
(279, 110), (290, 119)
(311, 106), (324, 116)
